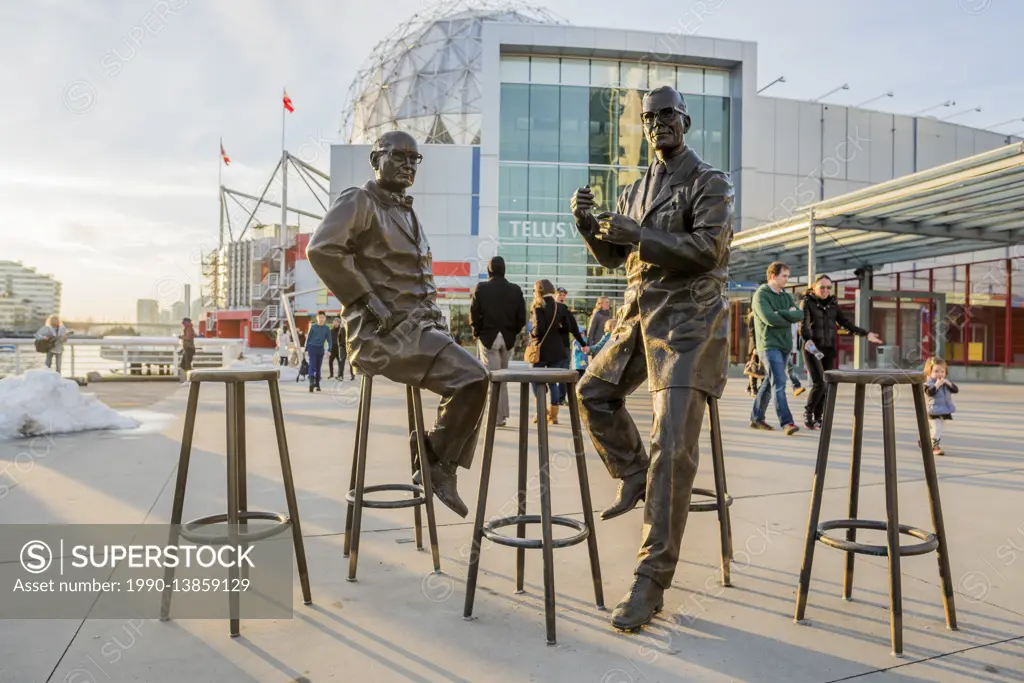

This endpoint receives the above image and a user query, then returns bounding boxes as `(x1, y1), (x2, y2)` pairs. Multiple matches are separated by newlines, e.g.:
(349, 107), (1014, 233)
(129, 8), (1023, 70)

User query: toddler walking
(923, 357), (958, 456)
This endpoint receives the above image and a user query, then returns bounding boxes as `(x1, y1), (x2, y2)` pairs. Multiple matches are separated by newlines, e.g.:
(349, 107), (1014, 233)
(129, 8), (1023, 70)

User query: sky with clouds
(3, 0), (1022, 321)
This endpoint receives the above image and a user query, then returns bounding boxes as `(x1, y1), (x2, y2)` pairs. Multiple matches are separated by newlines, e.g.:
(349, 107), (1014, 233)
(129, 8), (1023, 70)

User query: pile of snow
(228, 355), (299, 382)
(0, 370), (139, 441)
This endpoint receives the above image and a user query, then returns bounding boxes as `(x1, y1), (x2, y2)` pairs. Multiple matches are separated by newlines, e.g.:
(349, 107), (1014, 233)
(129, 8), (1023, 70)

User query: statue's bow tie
(391, 193), (414, 208)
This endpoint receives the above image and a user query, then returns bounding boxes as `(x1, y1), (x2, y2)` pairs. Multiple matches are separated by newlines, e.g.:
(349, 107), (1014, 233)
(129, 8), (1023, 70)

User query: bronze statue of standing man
(571, 86), (734, 630)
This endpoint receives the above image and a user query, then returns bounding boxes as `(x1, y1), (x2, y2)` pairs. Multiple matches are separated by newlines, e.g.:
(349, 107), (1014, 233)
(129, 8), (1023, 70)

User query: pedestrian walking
(469, 255), (526, 427)
(749, 262), (803, 435)
(178, 317), (196, 385)
(276, 327), (292, 367)
(328, 317), (344, 379)
(553, 286), (583, 411)
(586, 296), (612, 347)
(799, 274), (882, 429)
(34, 314), (69, 374)
(526, 279), (587, 425)
(923, 357), (958, 456)
(573, 318), (615, 379)
(304, 311), (332, 393)
(788, 323), (806, 396)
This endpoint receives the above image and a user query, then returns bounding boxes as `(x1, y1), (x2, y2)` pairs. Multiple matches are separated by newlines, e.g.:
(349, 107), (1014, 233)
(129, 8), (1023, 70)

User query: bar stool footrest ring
(345, 483), (425, 509)
(181, 511), (289, 544)
(816, 519), (938, 557)
(482, 515), (589, 550)
(689, 487), (733, 513)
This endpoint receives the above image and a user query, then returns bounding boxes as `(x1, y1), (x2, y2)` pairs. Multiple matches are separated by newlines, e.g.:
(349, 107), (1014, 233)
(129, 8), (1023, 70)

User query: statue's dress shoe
(411, 431), (469, 518)
(611, 575), (664, 631)
(600, 470), (647, 520)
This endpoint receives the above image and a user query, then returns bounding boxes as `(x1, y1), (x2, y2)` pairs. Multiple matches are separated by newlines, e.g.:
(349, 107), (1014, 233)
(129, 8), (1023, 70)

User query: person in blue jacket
(305, 311), (332, 393)
(573, 318), (615, 378)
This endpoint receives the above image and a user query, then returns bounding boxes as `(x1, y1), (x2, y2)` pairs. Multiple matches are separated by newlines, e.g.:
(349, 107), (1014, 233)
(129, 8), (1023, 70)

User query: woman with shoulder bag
(526, 279), (587, 424)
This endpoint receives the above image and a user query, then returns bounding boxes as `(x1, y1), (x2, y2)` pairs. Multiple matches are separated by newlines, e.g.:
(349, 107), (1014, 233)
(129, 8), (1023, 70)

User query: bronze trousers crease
(578, 346), (650, 479)
(418, 341), (489, 470)
(636, 386), (706, 589)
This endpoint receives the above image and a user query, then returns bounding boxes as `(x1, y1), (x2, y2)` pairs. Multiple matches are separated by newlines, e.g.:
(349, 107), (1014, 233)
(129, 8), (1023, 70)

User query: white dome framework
(341, 0), (565, 145)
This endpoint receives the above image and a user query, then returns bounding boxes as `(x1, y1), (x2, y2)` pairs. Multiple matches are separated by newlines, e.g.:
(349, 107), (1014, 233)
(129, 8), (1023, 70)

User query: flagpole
(215, 138), (224, 334)
(279, 89), (289, 338)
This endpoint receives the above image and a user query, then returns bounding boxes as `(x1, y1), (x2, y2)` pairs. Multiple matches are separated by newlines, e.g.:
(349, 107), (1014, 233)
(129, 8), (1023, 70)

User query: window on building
(559, 86), (590, 164)
(528, 84), (560, 162)
(499, 84), (530, 161)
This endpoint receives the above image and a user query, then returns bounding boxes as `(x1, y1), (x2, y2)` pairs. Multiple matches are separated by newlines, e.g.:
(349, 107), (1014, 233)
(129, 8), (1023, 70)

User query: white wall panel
(868, 112), (895, 183)
(845, 108), (872, 182)
(773, 99), (799, 175)
(797, 102), (822, 177)
(955, 126), (976, 161)
(821, 105), (848, 181)
(756, 99), (775, 173)
(893, 115), (916, 176)
(916, 118), (956, 169)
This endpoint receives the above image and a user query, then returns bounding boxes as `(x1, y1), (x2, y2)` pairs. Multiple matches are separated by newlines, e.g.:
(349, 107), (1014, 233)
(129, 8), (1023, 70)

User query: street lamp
(939, 106), (982, 121)
(811, 83), (849, 103)
(855, 91), (894, 108)
(758, 76), (786, 94)
(912, 100), (955, 116)
(981, 117), (1024, 130)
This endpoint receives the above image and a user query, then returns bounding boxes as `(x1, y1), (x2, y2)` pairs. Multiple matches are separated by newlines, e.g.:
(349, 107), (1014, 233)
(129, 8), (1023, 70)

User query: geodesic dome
(341, 0), (565, 145)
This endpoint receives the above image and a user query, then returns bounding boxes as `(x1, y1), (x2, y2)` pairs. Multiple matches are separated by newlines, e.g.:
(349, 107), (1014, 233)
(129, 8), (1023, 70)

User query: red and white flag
(283, 89), (294, 113)
(220, 139), (231, 166)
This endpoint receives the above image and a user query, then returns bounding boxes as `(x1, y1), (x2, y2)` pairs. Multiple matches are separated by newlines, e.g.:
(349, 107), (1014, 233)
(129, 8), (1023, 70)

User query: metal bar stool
(464, 368), (604, 645)
(794, 369), (957, 656)
(161, 368), (312, 638)
(344, 375), (441, 581)
(690, 396), (735, 587)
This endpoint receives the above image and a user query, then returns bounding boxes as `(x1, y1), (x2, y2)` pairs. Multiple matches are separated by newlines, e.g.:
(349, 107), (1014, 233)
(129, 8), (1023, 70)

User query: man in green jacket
(750, 261), (803, 434)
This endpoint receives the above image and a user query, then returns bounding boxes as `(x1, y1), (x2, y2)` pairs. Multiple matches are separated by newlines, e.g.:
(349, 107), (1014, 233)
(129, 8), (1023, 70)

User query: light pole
(912, 100), (955, 116)
(855, 91), (894, 108)
(811, 83), (849, 103)
(758, 75), (785, 94)
(939, 106), (982, 122)
(981, 117), (1024, 130)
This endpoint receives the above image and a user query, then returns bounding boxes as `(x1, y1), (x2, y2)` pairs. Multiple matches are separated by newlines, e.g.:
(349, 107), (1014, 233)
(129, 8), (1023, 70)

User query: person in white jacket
(34, 315), (69, 373)
(788, 323), (806, 396)
(276, 327), (293, 367)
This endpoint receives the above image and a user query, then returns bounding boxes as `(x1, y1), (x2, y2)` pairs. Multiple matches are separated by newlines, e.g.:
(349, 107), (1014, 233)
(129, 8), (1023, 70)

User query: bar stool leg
(566, 383), (604, 608)
(880, 384), (904, 656)
(406, 386), (423, 551)
(912, 383), (958, 631)
(795, 382), (839, 622)
(707, 396), (732, 588)
(464, 381), (503, 619)
(410, 388), (440, 573)
(161, 381), (201, 620)
(225, 384), (242, 637)
(535, 385), (557, 645)
(235, 383), (249, 583)
(515, 383), (529, 594)
(843, 384), (866, 600)
(347, 376), (373, 582)
(343, 377), (367, 559)
(268, 379), (312, 605)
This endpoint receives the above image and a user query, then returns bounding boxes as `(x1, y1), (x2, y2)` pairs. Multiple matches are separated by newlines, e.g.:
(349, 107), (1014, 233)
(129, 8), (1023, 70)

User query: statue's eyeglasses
(641, 107), (685, 126)
(388, 150), (424, 165)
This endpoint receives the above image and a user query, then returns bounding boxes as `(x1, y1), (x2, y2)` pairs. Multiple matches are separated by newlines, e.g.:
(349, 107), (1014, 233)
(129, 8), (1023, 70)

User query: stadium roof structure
(340, 0), (565, 146)
(730, 142), (1024, 282)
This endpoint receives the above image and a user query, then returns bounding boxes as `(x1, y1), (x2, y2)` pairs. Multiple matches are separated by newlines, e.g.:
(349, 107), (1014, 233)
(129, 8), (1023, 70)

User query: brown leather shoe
(611, 575), (664, 631)
(600, 470), (647, 520)
(411, 431), (469, 518)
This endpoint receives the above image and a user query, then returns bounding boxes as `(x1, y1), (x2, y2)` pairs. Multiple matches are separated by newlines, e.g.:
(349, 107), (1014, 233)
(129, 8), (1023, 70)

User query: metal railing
(251, 305), (280, 332)
(0, 337), (245, 378)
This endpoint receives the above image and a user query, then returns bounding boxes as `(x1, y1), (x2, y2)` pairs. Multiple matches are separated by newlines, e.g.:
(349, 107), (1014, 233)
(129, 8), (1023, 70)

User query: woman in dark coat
(530, 279), (586, 424)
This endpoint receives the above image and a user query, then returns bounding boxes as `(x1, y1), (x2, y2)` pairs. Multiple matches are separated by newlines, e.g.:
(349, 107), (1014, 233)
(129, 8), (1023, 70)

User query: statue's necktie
(646, 163), (667, 211)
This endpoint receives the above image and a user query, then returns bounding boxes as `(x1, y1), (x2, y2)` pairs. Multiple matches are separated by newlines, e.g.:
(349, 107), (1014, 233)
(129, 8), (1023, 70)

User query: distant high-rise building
(171, 300), (187, 322)
(136, 299), (159, 325)
(0, 260), (62, 331)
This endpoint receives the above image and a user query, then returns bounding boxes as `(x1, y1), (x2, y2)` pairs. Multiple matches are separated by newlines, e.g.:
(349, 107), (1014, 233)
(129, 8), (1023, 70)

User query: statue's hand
(571, 186), (595, 220)
(595, 212), (642, 245)
(363, 293), (395, 335)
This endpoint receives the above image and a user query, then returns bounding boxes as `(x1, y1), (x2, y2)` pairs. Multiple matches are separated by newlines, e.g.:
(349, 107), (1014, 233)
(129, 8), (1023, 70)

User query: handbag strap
(534, 301), (557, 348)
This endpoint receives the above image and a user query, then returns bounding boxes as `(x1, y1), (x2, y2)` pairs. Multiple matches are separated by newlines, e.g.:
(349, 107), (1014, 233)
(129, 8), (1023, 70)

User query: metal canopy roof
(730, 142), (1024, 282)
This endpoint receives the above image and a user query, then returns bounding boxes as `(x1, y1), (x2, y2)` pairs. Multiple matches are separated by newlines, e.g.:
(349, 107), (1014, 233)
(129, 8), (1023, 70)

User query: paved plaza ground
(1, 373), (1022, 682)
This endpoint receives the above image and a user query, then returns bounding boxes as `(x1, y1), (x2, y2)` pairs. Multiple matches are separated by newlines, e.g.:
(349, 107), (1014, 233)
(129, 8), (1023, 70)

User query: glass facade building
(497, 55), (732, 306)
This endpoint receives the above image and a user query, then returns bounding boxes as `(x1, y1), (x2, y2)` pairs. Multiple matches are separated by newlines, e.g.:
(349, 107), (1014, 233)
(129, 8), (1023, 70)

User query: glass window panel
(587, 167), (615, 214)
(560, 58), (590, 86)
(685, 93), (705, 158)
(677, 67), (703, 95)
(559, 166), (589, 214)
(703, 95), (730, 169)
(615, 167), (644, 200)
(499, 84), (530, 161)
(704, 69), (729, 96)
(498, 164), (529, 212)
(528, 165), (560, 213)
(590, 60), (619, 87)
(559, 86), (590, 164)
(497, 214), (528, 239)
(589, 87), (617, 166)
(528, 84), (560, 162)
(648, 63), (676, 88)
(530, 57), (560, 84)
(620, 62), (648, 90)
(616, 89), (648, 168)
(500, 56), (530, 83)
